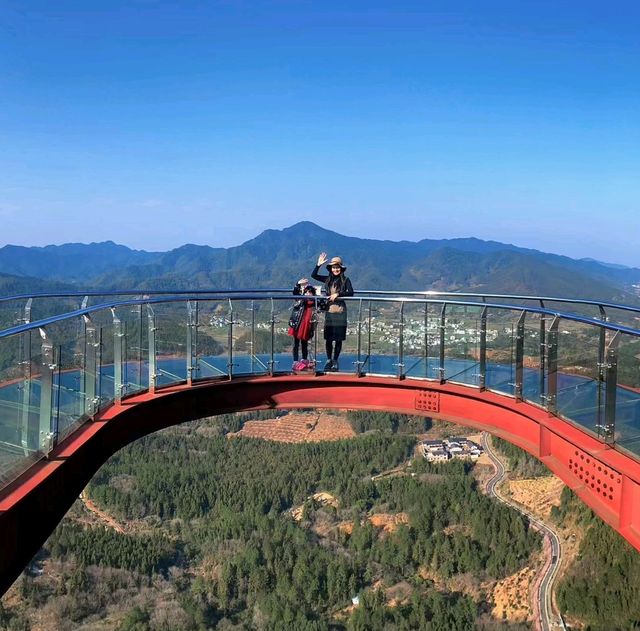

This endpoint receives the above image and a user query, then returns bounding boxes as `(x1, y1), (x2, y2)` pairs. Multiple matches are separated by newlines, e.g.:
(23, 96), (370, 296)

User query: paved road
(482, 433), (563, 631)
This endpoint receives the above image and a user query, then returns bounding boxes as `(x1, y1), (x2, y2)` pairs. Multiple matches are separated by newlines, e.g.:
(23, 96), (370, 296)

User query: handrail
(363, 290), (640, 316)
(2, 288), (640, 316)
(0, 289), (294, 303)
(2, 293), (640, 339)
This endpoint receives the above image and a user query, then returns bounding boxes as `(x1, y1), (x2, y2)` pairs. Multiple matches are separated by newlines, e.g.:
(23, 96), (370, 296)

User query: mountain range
(1, 222), (639, 303)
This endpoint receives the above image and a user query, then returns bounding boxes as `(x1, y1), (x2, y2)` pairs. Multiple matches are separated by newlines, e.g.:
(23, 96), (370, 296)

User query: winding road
(482, 432), (564, 631)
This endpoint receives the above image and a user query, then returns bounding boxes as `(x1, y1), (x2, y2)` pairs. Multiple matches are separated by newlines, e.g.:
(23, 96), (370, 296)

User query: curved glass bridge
(1, 288), (640, 591)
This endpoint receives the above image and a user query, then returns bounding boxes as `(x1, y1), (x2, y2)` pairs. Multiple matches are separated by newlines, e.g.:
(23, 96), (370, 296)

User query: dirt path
(79, 490), (125, 533)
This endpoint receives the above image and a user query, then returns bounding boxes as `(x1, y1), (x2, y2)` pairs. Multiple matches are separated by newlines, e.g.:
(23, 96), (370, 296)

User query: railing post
(596, 305), (608, 436)
(136, 302), (143, 388)
(515, 311), (526, 401)
(83, 315), (98, 416)
(539, 306), (546, 404)
(546, 316), (560, 415)
(186, 300), (197, 385)
(313, 300), (319, 374)
(38, 328), (55, 454)
(250, 300), (256, 374)
(20, 299), (33, 454)
(147, 305), (157, 393)
(602, 331), (620, 444)
(269, 298), (275, 376)
(424, 301), (429, 379)
(96, 327), (103, 408)
(439, 304), (446, 383)
(111, 309), (124, 403)
(355, 298), (363, 377)
(598, 305), (607, 322)
(227, 299), (234, 379)
(597, 307), (608, 377)
(367, 301), (372, 372)
(479, 306), (487, 391)
(397, 302), (405, 379)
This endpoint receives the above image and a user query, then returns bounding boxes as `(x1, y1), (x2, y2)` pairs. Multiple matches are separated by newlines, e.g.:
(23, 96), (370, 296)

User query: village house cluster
(419, 437), (484, 462)
(211, 309), (506, 354)
(362, 315), (501, 352)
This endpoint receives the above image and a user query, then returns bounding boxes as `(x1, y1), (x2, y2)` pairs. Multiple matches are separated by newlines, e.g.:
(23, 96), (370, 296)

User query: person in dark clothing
(288, 278), (316, 364)
(311, 252), (354, 371)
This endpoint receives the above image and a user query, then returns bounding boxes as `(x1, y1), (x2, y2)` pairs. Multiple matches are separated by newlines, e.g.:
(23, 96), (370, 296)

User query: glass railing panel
(52, 317), (87, 444)
(522, 312), (546, 406)
(0, 333), (39, 487)
(123, 304), (148, 395)
(107, 304), (149, 397)
(555, 321), (603, 436)
(26, 338), (46, 454)
(608, 308), (640, 330)
(0, 301), (25, 333)
(336, 296), (358, 374)
(95, 302), (142, 405)
(0, 337), (22, 454)
(151, 302), (188, 388)
(81, 316), (101, 417)
(612, 332), (640, 456)
(542, 299), (598, 322)
(95, 319), (116, 408)
(442, 304), (483, 386)
(3, 326), (54, 466)
(195, 300), (232, 379)
(271, 297), (297, 373)
(0, 333), (20, 382)
(33, 318), (79, 447)
(353, 299), (372, 375)
(23, 330), (49, 454)
(229, 300), (270, 375)
(485, 308), (519, 396)
(363, 300), (399, 376)
(26, 296), (83, 324)
(401, 301), (432, 379)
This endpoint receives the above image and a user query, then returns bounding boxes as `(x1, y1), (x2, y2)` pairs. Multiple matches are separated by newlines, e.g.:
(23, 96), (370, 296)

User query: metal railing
(2, 288), (640, 323)
(1, 290), (640, 494)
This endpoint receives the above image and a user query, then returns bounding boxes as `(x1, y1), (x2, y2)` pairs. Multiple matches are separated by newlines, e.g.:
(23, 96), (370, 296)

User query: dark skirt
(324, 308), (347, 341)
(324, 324), (347, 341)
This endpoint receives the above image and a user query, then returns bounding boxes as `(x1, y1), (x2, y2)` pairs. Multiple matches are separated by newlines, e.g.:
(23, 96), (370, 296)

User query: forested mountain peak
(1, 224), (640, 301)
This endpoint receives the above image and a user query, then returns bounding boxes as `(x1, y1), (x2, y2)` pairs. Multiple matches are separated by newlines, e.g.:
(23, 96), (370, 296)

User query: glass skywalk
(1, 290), (640, 492)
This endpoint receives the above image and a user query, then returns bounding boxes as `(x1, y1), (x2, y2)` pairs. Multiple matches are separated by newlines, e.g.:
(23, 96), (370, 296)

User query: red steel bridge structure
(2, 288), (640, 594)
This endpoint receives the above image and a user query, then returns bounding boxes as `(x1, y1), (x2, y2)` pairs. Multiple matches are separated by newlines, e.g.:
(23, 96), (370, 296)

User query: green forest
(5, 411), (640, 629)
(552, 486), (640, 630)
(2, 412), (543, 630)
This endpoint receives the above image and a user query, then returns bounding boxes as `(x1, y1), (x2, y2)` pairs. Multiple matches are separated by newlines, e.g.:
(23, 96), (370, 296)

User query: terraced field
(228, 411), (356, 443)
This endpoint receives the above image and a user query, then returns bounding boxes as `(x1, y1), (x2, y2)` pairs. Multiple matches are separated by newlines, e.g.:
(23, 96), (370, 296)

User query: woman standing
(312, 252), (354, 371)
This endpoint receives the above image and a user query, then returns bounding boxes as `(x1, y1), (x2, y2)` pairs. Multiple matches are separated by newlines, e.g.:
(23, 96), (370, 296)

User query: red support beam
(2, 373), (640, 594)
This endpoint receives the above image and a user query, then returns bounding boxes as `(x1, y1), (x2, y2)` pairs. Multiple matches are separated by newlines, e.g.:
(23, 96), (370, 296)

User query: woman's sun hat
(326, 256), (346, 271)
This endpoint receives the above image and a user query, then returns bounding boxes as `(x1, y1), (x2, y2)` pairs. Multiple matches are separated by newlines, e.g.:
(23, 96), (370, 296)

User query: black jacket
(311, 266), (354, 310)
(289, 283), (314, 332)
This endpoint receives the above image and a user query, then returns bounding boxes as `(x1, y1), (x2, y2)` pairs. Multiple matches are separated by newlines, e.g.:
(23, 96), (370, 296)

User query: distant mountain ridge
(0, 241), (161, 282)
(0, 272), (75, 297)
(1, 222), (639, 303)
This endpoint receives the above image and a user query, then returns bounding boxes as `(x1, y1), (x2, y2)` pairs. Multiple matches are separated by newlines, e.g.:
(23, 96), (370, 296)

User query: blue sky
(1, 1), (638, 264)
